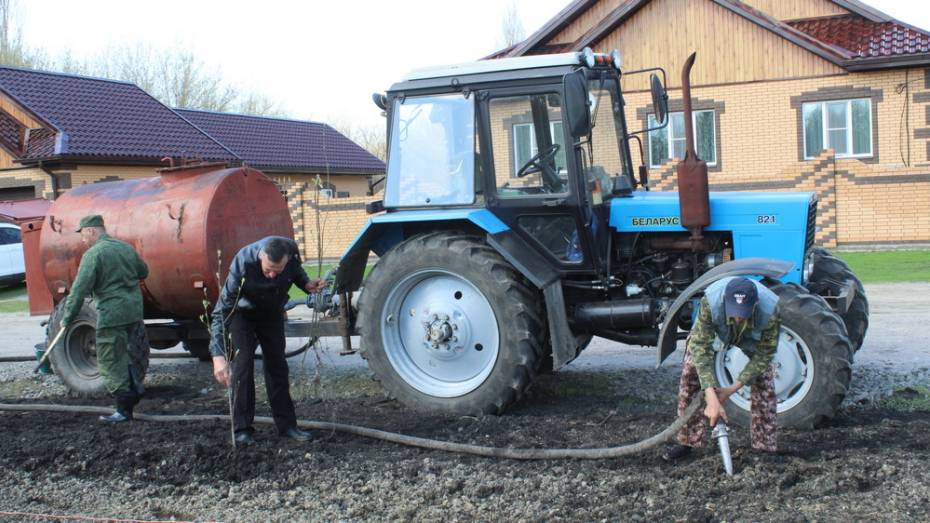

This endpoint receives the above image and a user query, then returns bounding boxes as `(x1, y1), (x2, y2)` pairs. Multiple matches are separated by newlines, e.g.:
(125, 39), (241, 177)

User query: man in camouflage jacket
(61, 214), (149, 423)
(663, 277), (780, 462)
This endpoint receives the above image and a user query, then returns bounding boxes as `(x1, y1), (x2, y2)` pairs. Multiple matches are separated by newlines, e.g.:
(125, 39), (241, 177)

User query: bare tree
(330, 119), (386, 161)
(236, 92), (285, 117)
(0, 2), (284, 117)
(0, 0), (47, 69)
(500, 1), (526, 48)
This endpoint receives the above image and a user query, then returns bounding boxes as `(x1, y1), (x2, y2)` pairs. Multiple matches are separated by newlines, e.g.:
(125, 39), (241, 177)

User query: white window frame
(512, 121), (565, 176)
(802, 98), (872, 160)
(648, 110), (716, 168)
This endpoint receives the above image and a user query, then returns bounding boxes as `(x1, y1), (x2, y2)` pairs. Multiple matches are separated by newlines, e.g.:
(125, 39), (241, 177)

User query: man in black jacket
(209, 236), (326, 445)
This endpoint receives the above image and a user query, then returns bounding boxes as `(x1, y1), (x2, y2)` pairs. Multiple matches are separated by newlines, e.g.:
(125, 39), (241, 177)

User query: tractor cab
(375, 49), (667, 276)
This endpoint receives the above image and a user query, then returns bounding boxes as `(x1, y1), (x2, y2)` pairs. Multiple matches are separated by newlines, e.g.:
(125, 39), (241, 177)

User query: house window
(513, 121), (567, 176)
(802, 99), (872, 159)
(648, 110), (716, 167)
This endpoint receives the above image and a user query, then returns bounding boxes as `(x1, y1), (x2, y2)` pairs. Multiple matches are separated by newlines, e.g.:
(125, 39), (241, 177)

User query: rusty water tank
(39, 163), (294, 319)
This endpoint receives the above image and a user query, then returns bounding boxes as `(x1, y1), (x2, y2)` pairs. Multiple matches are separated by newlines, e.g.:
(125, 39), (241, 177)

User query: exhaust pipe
(676, 52), (710, 250)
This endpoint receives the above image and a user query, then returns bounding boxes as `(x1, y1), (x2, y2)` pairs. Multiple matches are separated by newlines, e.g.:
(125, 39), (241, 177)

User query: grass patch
(0, 283), (26, 301)
(0, 301), (28, 313)
(875, 386), (930, 412)
(837, 250), (930, 283)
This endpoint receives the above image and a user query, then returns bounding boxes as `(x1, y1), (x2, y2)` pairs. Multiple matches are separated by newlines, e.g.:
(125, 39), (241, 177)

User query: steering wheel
(517, 143), (560, 178)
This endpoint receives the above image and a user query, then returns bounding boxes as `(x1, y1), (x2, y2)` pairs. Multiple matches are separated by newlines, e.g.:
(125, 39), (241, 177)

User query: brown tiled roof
(788, 14), (930, 60)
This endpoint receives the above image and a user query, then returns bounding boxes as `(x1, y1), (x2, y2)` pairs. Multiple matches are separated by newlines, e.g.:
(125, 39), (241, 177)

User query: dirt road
(0, 283), (927, 521)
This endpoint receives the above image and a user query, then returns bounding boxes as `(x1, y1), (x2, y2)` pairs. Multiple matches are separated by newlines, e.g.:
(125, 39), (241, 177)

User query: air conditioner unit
(319, 188), (334, 198)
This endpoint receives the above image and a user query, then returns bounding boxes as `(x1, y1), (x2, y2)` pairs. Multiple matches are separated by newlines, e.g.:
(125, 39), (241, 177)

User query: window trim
(647, 109), (717, 168)
(802, 98), (873, 160)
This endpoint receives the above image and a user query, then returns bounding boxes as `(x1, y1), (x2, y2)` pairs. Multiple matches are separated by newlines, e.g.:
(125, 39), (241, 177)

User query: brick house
(492, 0), (930, 247)
(0, 66), (384, 255)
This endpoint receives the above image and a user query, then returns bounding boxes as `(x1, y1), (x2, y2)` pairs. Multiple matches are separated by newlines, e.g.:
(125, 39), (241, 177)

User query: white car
(0, 222), (25, 286)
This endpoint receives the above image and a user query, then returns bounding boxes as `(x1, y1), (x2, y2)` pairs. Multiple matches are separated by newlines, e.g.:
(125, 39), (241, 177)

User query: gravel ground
(0, 283), (927, 522)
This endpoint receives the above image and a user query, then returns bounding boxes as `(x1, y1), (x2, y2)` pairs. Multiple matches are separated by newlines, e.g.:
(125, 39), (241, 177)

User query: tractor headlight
(610, 50), (622, 70)
(802, 251), (816, 283)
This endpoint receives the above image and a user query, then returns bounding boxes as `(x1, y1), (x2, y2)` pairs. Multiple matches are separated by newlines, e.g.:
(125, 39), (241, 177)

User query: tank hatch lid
(0, 198), (50, 224)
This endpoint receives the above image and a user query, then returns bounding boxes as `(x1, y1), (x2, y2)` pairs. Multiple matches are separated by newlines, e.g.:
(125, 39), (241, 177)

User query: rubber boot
(99, 391), (137, 424)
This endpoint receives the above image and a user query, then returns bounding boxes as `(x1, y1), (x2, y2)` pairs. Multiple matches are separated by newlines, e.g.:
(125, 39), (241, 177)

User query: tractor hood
(609, 191), (817, 282)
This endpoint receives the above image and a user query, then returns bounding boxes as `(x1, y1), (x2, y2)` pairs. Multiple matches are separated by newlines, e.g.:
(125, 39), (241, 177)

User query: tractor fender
(335, 209), (509, 292)
(656, 257), (793, 366)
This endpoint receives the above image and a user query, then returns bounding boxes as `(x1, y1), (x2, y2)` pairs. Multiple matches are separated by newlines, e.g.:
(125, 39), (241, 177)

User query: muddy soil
(1, 360), (928, 522)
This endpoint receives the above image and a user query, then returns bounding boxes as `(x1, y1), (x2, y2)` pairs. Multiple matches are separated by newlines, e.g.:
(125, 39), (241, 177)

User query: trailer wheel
(806, 247), (869, 352)
(358, 232), (544, 415)
(48, 301), (150, 397)
(712, 283), (852, 430)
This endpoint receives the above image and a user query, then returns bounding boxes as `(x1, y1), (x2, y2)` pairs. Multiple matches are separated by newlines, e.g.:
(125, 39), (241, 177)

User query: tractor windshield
(384, 93), (475, 207)
(585, 75), (630, 189)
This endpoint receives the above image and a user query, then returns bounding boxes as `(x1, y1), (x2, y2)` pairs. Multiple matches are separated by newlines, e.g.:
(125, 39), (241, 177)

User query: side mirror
(650, 73), (668, 126)
(563, 70), (591, 138)
(372, 93), (388, 111)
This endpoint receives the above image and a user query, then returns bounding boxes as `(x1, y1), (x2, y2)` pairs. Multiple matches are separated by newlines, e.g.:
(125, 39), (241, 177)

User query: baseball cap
(75, 214), (104, 232)
(724, 278), (758, 319)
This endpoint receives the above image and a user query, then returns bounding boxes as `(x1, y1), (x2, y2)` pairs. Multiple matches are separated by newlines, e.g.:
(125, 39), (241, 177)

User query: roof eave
(507, 0), (598, 57)
(844, 54), (930, 71)
(18, 154), (239, 167)
(572, 0), (652, 51)
(829, 0), (891, 23)
(712, 0), (849, 67)
(259, 166), (384, 176)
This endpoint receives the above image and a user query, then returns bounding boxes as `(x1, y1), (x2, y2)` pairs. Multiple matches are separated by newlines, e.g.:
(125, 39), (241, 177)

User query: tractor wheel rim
(381, 269), (499, 398)
(64, 322), (100, 380)
(714, 326), (814, 413)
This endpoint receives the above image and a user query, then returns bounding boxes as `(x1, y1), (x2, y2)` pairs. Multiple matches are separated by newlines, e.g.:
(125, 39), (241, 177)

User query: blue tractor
(333, 49), (867, 429)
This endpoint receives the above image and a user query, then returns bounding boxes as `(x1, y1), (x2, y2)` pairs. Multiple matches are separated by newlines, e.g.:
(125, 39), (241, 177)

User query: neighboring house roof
(176, 109), (384, 175)
(0, 66), (238, 164)
(501, 0), (930, 70)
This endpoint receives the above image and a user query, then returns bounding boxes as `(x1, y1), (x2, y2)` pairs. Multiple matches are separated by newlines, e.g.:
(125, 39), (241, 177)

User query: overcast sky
(18, 0), (930, 130)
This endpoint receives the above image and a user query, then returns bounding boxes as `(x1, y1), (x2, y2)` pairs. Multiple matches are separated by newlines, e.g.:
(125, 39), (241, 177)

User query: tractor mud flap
(821, 278), (856, 315)
(655, 258), (793, 367)
(544, 282), (577, 371)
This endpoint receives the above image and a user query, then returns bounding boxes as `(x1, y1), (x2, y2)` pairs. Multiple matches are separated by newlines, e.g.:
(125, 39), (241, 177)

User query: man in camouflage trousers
(61, 214), (149, 424)
(663, 277), (780, 462)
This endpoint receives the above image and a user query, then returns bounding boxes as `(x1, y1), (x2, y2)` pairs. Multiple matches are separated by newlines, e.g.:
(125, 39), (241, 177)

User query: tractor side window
(587, 80), (627, 181)
(385, 94), (476, 207)
(489, 94), (568, 198)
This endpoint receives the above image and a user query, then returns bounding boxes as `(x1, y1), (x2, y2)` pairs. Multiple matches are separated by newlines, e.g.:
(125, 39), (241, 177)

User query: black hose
(0, 396), (702, 460)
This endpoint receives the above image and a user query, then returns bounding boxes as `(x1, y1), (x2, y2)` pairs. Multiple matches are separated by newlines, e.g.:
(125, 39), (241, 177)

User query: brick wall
(623, 67), (930, 247)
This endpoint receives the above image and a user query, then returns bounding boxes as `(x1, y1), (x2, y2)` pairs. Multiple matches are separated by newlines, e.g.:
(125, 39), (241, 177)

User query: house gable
(591, 0), (844, 90)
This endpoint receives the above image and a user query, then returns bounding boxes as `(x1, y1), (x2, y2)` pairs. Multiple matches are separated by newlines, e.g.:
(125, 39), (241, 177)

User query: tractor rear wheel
(47, 300), (150, 397)
(712, 283), (852, 429)
(807, 247), (869, 352)
(357, 232), (544, 415)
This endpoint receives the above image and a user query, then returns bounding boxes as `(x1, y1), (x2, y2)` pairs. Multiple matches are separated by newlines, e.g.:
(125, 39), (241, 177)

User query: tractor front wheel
(712, 283), (852, 429)
(357, 232), (544, 415)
